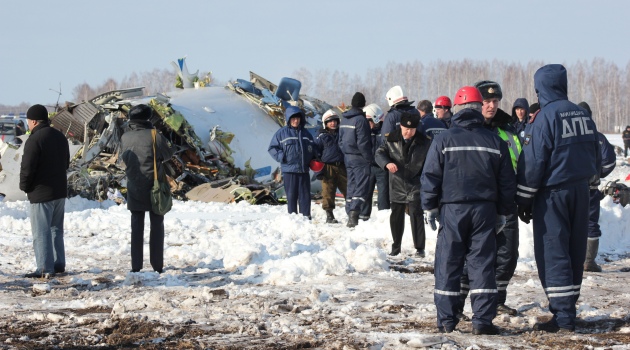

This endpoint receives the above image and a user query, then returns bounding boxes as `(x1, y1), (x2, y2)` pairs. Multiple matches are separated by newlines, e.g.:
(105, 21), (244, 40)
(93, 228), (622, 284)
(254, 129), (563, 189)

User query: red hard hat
(453, 86), (483, 106)
(434, 96), (452, 108)
(309, 159), (324, 172)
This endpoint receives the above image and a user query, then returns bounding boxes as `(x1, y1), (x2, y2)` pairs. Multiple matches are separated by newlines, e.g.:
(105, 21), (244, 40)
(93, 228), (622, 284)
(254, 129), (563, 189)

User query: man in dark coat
(516, 64), (600, 333)
(268, 106), (317, 218)
(623, 125), (630, 158)
(339, 92), (373, 227)
(578, 102), (617, 272)
(315, 109), (347, 223)
(121, 104), (174, 273)
(511, 98), (530, 141)
(457, 80), (522, 318)
(19, 104), (70, 278)
(376, 112), (430, 257)
(421, 86), (516, 335)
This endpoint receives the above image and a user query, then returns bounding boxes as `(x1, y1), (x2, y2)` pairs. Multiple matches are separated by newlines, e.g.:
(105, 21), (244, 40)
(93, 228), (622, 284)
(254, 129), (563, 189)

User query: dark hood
(284, 105), (306, 127)
(451, 108), (485, 129)
(534, 64), (568, 108)
(511, 98), (529, 119)
(127, 120), (153, 131)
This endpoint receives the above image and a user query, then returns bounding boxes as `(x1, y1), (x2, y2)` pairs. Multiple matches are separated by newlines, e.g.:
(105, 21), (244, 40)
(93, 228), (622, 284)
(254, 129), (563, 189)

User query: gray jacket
(121, 120), (174, 212)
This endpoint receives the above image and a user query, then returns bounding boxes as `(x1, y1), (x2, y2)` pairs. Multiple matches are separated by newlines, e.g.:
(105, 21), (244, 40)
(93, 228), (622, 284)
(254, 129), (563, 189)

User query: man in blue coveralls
(516, 64), (600, 333)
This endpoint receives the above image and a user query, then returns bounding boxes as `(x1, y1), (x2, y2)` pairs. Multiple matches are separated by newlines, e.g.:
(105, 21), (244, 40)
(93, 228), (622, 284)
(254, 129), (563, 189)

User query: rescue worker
(516, 64), (600, 333)
(421, 86), (516, 335)
(434, 96), (453, 128)
(376, 112), (430, 257)
(578, 101), (616, 272)
(381, 86), (421, 142)
(623, 125), (630, 158)
(315, 109), (347, 224)
(268, 106), (317, 219)
(511, 98), (529, 141)
(458, 80), (522, 317)
(417, 100), (447, 139)
(339, 92), (373, 227)
(360, 103), (389, 221)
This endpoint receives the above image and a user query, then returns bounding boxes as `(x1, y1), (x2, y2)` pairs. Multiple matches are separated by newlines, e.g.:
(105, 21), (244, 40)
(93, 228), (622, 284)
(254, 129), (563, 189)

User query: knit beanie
(473, 80), (503, 100)
(578, 101), (591, 114)
(26, 104), (49, 121)
(128, 104), (153, 120)
(351, 92), (366, 108)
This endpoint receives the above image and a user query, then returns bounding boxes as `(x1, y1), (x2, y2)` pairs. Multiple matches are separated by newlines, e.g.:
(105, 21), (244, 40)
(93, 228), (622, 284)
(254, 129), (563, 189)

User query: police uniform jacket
(338, 107), (373, 166)
(420, 108), (516, 215)
(19, 122), (70, 203)
(375, 128), (430, 203)
(516, 64), (600, 207)
(268, 106), (316, 174)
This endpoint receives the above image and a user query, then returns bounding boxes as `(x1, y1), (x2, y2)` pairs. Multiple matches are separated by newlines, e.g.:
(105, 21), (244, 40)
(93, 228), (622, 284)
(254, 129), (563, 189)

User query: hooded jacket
(375, 128), (430, 203)
(338, 107), (373, 166)
(19, 121), (70, 203)
(268, 106), (317, 173)
(511, 98), (530, 138)
(516, 64), (600, 207)
(381, 102), (421, 141)
(420, 108), (516, 215)
(121, 120), (175, 212)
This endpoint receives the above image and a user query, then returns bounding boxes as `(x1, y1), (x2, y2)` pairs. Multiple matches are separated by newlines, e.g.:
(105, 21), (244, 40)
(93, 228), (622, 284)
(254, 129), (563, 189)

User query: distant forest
(1, 58), (628, 132)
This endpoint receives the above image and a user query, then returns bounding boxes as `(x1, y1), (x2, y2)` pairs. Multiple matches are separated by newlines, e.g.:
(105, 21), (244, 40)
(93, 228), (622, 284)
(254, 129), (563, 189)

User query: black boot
(347, 211), (359, 228)
(584, 239), (602, 272)
(325, 210), (338, 224)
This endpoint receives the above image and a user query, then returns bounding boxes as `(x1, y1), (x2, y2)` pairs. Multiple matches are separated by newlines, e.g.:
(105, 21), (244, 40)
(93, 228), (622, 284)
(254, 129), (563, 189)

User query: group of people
(268, 63), (615, 335)
(17, 63), (616, 336)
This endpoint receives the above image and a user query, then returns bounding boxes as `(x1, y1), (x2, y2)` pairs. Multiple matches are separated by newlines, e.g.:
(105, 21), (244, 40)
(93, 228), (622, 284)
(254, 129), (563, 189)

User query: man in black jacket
(121, 104), (174, 273)
(376, 112), (430, 257)
(19, 104), (70, 279)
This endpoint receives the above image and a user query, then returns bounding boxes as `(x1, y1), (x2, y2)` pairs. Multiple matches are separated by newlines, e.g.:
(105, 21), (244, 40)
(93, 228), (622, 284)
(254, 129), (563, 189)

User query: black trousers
(389, 201), (425, 251)
(131, 210), (165, 272)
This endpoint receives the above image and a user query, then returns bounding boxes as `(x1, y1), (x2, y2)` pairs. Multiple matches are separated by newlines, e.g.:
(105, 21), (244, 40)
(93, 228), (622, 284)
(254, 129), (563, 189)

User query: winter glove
(424, 208), (439, 231)
(517, 205), (532, 224)
(496, 215), (507, 234)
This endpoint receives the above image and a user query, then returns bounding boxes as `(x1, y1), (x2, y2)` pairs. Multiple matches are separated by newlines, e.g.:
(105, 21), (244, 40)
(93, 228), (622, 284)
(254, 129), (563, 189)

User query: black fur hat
(400, 112), (419, 129)
(128, 104), (153, 120)
(474, 80), (503, 101)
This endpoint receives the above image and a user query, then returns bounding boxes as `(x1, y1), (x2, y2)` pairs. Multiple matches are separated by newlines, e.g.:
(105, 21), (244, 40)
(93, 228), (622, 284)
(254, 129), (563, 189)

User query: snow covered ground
(0, 135), (629, 349)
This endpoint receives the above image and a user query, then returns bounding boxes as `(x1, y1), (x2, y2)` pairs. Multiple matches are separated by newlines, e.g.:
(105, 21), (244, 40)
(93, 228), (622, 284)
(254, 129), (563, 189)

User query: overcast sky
(2, 0), (629, 107)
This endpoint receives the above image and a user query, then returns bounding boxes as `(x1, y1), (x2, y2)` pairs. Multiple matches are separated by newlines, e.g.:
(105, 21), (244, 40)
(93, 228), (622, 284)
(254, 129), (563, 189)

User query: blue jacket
(516, 64), (600, 206)
(381, 102), (421, 141)
(598, 132), (616, 178)
(421, 113), (448, 140)
(339, 107), (373, 166)
(369, 123), (384, 166)
(511, 98), (530, 139)
(315, 128), (344, 164)
(420, 108), (516, 215)
(268, 106), (317, 173)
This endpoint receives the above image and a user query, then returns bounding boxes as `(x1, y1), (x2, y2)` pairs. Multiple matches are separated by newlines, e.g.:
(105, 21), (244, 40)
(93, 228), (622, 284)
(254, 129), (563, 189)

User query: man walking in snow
(20, 104), (70, 279)
(339, 92), (373, 227)
(516, 64), (600, 333)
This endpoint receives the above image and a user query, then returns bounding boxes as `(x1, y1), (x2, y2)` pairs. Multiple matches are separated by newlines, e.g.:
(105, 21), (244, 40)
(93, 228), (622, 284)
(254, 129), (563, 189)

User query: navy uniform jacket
(421, 108), (516, 215)
(315, 128), (344, 164)
(338, 107), (373, 166)
(420, 113), (448, 140)
(268, 106), (317, 174)
(516, 64), (600, 206)
(597, 132), (616, 179)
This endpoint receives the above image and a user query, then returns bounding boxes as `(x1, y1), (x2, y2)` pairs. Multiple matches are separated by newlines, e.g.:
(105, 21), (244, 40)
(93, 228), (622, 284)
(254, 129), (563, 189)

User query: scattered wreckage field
(1, 263), (630, 349)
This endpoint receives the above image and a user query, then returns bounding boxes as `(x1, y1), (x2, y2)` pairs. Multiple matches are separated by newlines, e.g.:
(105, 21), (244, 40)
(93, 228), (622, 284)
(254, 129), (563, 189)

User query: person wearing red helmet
(421, 86), (516, 335)
(314, 109), (347, 224)
(434, 96), (453, 128)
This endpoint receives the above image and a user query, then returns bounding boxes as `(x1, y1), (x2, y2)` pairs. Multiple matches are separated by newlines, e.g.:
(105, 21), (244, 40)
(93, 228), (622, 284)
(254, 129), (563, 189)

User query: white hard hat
(363, 103), (384, 124)
(386, 85), (407, 107)
(321, 109), (340, 124)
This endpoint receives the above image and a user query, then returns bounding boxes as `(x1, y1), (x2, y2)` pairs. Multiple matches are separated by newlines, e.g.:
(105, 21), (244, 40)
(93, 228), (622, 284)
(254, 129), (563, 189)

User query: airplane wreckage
(0, 58), (335, 205)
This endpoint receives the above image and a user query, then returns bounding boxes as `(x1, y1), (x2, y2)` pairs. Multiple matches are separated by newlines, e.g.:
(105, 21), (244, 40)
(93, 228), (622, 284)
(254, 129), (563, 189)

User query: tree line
(2, 58), (628, 132)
